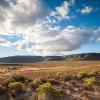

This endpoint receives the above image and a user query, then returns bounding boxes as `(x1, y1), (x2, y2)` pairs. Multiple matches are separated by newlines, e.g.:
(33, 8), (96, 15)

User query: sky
(0, 0), (100, 57)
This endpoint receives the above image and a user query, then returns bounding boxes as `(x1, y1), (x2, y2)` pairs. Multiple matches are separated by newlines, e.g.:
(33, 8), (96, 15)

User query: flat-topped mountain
(0, 53), (100, 63)
(0, 56), (43, 63)
(64, 53), (100, 61)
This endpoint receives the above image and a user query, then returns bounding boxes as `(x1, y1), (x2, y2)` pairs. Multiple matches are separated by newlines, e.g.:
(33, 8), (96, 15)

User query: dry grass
(0, 61), (100, 100)
(0, 61), (100, 79)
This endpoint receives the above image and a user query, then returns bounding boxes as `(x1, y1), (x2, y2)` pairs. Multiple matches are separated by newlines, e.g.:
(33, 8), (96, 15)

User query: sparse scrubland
(0, 61), (100, 100)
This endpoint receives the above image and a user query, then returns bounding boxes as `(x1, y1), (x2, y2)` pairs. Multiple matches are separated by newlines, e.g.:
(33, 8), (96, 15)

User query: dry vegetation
(0, 61), (100, 100)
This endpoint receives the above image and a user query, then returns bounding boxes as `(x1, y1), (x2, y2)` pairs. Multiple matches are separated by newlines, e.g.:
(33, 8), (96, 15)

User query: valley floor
(0, 61), (100, 100)
(0, 61), (100, 78)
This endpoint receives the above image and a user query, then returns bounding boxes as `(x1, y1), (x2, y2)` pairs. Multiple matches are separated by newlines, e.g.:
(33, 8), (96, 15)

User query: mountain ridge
(0, 53), (100, 63)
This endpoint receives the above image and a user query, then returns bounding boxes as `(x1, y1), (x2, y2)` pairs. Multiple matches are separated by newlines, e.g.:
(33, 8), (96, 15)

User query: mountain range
(0, 53), (100, 63)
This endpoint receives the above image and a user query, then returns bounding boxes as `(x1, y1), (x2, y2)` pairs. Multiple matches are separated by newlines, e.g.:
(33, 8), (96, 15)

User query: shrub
(91, 70), (100, 75)
(13, 75), (26, 83)
(8, 82), (23, 89)
(77, 71), (87, 78)
(3, 79), (15, 87)
(30, 78), (43, 91)
(0, 84), (5, 95)
(33, 78), (43, 87)
(57, 73), (72, 81)
(84, 77), (98, 89)
(8, 82), (24, 97)
(0, 80), (3, 84)
(38, 77), (46, 83)
(47, 78), (59, 85)
(37, 83), (64, 100)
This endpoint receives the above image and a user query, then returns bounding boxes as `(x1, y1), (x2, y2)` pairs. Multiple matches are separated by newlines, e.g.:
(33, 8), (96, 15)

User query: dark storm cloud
(0, 0), (10, 8)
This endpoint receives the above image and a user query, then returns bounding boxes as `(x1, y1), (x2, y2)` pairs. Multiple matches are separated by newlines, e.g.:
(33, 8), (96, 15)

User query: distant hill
(0, 53), (100, 63)
(0, 56), (43, 63)
(44, 56), (64, 61)
(64, 53), (100, 61)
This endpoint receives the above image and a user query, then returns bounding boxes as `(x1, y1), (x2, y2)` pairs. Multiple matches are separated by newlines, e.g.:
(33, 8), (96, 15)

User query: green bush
(8, 82), (23, 89)
(91, 70), (100, 75)
(33, 78), (43, 87)
(37, 83), (64, 100)
(8, 82), (24, 97)
(30, 78), (43, 91)
(84, 77), (98, 87)
(57, 72), (72, 81)
(77, 71), (87, 78)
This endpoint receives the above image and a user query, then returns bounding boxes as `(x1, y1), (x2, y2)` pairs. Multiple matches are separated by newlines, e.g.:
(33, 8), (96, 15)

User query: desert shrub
(56, 72), (63, 77)
(8, 82), (23, 89)
(0, 84), (5, 95)
(0, 80), (3, 84)
(56, 72), (72, 81)
(84, 77), (98, 90)
(77, 71), (87, 78)
(13, 75), (26, 83)
(37, 83), (64, 100)
(33, 78), (43, 87)
(47, 78), (59, 85)
(8, 82), (24, 97)
(30, 78), (43, 91)
(91, 70), (100, 75)
(3, 79), (15, 87)
(38, 77), (46, 83)
(59, 73), (72, 81)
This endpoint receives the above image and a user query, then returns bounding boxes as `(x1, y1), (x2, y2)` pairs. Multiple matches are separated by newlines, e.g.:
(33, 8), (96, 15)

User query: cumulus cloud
(14, 23), (94, 55)
(33, 25), (93, 55)
(0, 0), (48, 34)
(81, 6), (93, 14)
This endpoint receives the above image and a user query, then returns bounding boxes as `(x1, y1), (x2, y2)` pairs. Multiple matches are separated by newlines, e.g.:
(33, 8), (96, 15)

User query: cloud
(94, 27), (100, 41)
(0, 37), (11, 47)
(56, 1), (69, 19)
(0, 0), (48, 34)
(81, 6), (93, 14)
(0, 0), (99, 56)
(33, 25), (92, 55)
(14, 23), (93, 55)
(44, 0), (76, 26)
(0, 0), (10, 8)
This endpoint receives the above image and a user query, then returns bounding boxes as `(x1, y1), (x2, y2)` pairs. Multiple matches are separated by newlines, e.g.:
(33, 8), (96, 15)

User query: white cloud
(0, 0), (48, 34)
(56, 1), (69, 19)
(0, 0), (99, 56)
(0, 37), (11, 47)
(81, 6), (93, 14)
(45, 0), (75, 25)
(14, 23), (93, 55)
